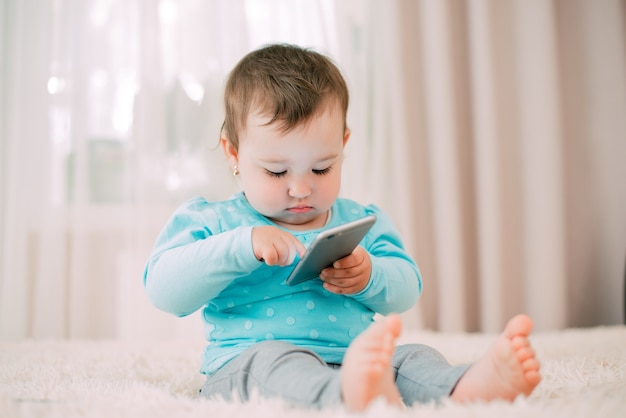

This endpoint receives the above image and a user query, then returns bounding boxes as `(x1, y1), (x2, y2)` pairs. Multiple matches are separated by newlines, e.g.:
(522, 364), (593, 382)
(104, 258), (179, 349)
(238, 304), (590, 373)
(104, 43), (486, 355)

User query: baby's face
(235, 104), (349, 230)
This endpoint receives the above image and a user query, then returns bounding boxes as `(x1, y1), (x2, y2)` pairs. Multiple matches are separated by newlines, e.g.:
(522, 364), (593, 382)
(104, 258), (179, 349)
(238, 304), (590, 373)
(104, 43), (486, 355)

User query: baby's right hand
(252, 226), (306, 266)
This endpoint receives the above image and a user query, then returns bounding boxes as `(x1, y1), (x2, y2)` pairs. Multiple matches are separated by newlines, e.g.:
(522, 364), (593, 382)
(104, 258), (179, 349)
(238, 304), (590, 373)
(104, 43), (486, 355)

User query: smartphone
(285, 215), (377, 286)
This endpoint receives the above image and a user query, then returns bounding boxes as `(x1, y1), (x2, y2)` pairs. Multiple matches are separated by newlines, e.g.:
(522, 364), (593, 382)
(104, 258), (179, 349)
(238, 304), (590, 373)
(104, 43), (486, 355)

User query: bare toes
(511, 336), (530, 350)
(525, 370), (542, 387)
(522, 357), (541, 372)
(516, 347), (536, 362)
(504, 314), (534, 339)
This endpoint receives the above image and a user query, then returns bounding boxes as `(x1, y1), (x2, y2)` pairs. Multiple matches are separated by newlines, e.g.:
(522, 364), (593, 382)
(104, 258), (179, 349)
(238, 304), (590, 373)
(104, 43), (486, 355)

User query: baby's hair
(222, 43), (349, 149)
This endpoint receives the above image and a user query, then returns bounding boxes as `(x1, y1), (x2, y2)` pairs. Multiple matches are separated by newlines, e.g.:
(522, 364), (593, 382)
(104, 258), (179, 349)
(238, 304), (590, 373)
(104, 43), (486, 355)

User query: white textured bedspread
(1, 326), (625, 417)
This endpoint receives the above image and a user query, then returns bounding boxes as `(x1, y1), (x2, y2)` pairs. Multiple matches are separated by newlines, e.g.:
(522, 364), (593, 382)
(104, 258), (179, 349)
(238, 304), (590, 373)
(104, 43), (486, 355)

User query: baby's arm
(339, 208), (422, 315)
(144, 226), (261, 316)
(354, 252), (422, 314)
(143, 200), (266, 317)
(144, 202), (307, 316)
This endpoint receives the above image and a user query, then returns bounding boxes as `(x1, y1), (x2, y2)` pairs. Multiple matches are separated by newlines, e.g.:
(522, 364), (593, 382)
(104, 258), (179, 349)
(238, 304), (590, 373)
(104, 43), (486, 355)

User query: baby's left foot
(341, 315), (404, 410)
(451, 314), (541, 402)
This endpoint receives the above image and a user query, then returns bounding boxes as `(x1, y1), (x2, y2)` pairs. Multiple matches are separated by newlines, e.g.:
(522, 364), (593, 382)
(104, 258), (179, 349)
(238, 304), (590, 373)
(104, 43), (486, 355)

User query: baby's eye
(313, 166), (333, 176)
(265, 169), (287, 178)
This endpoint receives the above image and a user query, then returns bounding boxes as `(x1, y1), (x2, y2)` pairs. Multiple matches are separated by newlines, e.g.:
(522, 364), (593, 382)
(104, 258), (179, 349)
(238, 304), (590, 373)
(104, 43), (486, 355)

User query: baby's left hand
(320, 246), (371, 294)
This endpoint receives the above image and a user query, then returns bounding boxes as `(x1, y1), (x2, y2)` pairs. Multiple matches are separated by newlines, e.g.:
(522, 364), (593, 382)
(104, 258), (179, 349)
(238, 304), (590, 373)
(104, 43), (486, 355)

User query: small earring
(232, 164), (239, 176)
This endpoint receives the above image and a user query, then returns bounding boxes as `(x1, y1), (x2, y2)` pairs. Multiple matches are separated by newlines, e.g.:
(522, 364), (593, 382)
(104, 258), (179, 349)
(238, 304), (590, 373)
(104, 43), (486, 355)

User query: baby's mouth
(287, 205), (313, 214)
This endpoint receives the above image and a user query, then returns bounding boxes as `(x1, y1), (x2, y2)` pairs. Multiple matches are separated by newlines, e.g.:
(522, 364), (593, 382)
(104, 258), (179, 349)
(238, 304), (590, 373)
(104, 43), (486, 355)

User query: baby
(144, 43), (540, 410)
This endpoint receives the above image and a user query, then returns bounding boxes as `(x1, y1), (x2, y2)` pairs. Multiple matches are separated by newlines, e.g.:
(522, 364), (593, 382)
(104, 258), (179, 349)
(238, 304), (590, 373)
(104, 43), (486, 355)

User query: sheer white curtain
(1, 0), (625, 341)
(0, 0), (346, 340)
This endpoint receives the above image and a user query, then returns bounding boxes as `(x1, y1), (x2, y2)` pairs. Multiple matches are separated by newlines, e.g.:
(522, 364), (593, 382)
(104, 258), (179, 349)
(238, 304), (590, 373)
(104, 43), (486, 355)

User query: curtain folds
(389, 0), (626, 332)
(335, 0), (626, 332)
(1, 0), (625, 340)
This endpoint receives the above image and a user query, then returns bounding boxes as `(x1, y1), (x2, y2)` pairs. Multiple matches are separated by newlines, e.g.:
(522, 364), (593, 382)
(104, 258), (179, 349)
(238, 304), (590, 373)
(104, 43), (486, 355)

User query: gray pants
(199, 340), (469, 408)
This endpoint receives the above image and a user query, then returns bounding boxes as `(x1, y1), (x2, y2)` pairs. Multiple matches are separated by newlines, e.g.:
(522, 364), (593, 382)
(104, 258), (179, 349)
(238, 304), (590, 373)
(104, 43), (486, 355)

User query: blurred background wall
(1, 0), (625, 341)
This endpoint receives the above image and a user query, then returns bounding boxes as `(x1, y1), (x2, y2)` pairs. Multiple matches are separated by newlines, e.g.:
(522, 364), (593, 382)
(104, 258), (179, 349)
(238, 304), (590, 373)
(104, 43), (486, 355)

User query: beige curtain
(339, 0), (626, 332)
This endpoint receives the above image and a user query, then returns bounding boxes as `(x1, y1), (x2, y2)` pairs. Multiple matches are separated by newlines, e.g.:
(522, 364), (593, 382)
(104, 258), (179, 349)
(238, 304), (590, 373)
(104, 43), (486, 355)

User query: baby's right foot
(451, 314), (541, 402)
(341, 315), (404, 411)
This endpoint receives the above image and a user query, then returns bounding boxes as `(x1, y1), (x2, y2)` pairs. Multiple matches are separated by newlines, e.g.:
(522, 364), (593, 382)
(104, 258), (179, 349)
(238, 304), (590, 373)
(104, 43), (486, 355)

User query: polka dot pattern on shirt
(209, 287), (372, 346)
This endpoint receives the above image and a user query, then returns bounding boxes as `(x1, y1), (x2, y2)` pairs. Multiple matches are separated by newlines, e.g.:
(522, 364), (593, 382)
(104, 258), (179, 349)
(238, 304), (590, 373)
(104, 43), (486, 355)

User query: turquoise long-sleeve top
(144, 192), (422, 375)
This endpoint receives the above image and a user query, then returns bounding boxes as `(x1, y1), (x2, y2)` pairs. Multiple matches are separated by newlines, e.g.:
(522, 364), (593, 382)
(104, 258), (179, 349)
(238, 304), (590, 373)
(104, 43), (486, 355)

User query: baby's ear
(343, 128), (351, 147)
(221, 137), (238, 165)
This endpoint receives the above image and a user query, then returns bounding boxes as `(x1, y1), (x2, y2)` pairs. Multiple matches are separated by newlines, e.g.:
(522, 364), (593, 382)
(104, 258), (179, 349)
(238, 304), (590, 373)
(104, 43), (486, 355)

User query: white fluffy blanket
(1, 326), (625, 418)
